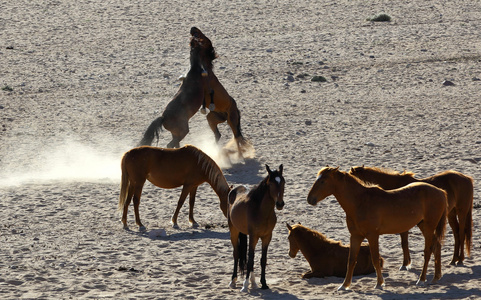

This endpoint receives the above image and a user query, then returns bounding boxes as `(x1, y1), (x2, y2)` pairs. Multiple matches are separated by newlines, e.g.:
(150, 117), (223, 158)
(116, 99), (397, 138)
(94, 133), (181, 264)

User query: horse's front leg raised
(188, 187), (199, 228)
(260, 234), (272, 289)
(338, 234), (363, 291)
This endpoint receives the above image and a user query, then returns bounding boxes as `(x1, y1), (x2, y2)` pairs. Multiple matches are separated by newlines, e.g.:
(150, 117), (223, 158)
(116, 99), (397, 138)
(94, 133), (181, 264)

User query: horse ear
(279, 164), (283, 174)
(286, 223), (292, 231)
(335, 166), (340, 171)
(266, 164), (272, 174)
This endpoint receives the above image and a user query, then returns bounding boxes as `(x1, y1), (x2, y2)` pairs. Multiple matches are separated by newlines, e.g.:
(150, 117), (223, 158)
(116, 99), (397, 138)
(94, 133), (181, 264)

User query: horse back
(422, 171), (474, 209)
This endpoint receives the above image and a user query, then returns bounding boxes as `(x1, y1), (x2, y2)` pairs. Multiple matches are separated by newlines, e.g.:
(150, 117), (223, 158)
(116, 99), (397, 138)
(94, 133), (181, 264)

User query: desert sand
(1, 0), (480, 299)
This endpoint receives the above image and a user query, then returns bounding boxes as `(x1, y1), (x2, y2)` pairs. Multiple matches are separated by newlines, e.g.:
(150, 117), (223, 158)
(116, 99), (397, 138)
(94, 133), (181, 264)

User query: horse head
(307, 166), (340, 205)
(266, 164), (285, 210)
(190, 27), (217, 71)
(286, 223), (300, 258)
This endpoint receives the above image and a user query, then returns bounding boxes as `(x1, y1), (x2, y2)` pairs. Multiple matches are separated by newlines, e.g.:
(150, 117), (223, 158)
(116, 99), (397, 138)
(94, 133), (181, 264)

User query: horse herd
(118, 27), (474, 292)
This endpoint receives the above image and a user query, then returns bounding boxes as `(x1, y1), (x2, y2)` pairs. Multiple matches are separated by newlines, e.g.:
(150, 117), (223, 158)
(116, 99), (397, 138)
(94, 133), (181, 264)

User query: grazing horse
(228, 164), (285, 292)
(118, 145), (230, 231)
(307, 167), (447, 290)
(139, 27), (253, 157)
(287, 223), (382, 278)
(350, 166), (473, 267)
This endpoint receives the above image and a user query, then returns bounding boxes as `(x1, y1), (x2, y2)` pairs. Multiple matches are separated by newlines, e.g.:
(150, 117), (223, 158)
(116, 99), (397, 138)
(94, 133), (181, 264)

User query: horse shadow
(124, 226), (231, 241)
(247, 288), (301, 300)
(224, 158), (264, 185)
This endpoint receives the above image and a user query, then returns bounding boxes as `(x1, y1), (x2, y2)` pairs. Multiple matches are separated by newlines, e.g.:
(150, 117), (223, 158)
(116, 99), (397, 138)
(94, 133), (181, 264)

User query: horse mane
(247, 176), (269, 203)
(342, 169), (381, 188)
(186, 145), (229, 193)
(362, 166), (415, 178)
(291, 224), (344, 249)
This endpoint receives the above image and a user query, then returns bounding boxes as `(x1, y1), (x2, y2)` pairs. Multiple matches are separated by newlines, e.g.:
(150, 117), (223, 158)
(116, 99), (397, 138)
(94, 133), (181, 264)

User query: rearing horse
(139, 27), (253, 157)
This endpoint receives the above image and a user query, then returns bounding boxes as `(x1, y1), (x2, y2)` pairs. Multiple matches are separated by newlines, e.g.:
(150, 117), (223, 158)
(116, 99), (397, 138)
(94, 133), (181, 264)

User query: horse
(286, 223), (382, 278)
(307, 167), (447, 290)
(227, 164), (285, 292)
(139, 27), (253, 157)
(118, 145), (230, 231)
(350, 165), (473, 267)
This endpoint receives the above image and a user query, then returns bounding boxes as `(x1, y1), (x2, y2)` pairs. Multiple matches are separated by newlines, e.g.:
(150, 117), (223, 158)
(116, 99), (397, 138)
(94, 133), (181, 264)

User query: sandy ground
(1, 0), (481, 299)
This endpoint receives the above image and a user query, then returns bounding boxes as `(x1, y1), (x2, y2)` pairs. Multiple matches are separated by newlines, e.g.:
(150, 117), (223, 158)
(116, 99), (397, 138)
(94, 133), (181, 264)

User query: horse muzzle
(276, 200), (285, 210)
(307, 195), (318, 206)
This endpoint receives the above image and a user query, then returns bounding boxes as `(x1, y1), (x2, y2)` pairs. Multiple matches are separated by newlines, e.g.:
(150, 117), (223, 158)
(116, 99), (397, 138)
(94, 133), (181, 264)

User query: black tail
(138, 116), (164, 146)
(238, 233), (247, 275)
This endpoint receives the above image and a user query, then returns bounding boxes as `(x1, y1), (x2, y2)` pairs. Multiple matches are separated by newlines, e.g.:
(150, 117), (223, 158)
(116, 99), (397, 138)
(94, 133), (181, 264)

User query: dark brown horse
(228, 165), (285, 292)
(118, 145), (230, 231)
(307, 167), (447, 290)
(287, 223), (382, 278)
(139, 27), (253, 157)
(350, 166), (473, 267)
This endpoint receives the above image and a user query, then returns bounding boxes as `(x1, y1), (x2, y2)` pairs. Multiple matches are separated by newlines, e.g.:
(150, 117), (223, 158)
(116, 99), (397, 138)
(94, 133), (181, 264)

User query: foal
(228, 164), (285, 292)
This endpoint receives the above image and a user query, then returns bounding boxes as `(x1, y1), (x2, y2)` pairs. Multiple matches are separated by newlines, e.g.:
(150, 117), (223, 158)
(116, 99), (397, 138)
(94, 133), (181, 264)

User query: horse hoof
(229, 279), (236, 288)
(209, 103), (215, 111)
(190, 221), (199, 228)
(139, 226), (146, 232)
(240, 287), (248, 293)
(200, 108), (206, 114)
(261, 284), (269, 290)
(337, 285), (350, 291)
(399, 264), (411, 271)
(374, 283), (385, 290)
(416, 279), (425, 286)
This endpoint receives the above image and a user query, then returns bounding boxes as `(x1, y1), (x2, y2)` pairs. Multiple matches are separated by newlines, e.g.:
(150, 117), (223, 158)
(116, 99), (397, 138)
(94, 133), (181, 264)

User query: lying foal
(287, 223), (383, 278)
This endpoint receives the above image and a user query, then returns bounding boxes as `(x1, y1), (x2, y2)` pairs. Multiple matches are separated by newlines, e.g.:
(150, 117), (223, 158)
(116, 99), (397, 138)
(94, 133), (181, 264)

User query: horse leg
(416, 228), (435, 286)
(121, 185), (134, 229)
(229, 226), (240, 288)
(171, 185), (191, 228)
(399, 231), (412, 270)
(242, 235), (259, 292)
(188, 187), (199, 228)
(166, 121), (189, 148)
(260, 234), (272, 289)
(366, 234), (384, 289)
(132, 183), (146, 232)
(225, 105), (245, 156)
(206, 111), (225, 142)
(447, 208), (460, 265)
(338, 234), (363, 291)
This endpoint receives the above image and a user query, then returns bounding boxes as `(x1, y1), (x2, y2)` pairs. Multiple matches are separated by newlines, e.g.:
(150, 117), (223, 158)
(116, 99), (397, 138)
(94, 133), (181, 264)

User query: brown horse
(118, 145), (230, 231)
(350, 166), (473, 267)
(228, 164), (285, 292)
(139, 27), (253, 157)
(287, 223), (382, 278)
(307, 167), (447, 290)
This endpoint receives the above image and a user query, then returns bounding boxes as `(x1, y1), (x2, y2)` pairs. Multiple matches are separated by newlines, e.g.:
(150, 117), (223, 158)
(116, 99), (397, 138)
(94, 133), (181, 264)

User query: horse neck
(332, 172), (365, 213)
(292, 227), (324, 261)
(203, 163), (230, 217)
(250, 179), (276, 211)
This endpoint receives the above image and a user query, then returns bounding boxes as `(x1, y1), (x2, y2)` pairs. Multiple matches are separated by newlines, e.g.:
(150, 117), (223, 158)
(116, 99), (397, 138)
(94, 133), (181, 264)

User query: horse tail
(139, 116), (164, 146)
(465, 201), (473, 257)
(238, 233), (248, 275)
(118, 153), (130, 211)
(435, 196), (448, 247)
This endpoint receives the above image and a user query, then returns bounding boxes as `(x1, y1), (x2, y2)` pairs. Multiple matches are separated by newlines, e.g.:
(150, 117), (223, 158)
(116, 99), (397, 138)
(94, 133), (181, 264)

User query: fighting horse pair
(139, 27), (252, 157)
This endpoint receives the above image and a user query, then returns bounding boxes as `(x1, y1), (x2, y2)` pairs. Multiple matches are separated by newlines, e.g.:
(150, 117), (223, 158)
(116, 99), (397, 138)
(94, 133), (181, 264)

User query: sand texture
(1, 0), (481, 299)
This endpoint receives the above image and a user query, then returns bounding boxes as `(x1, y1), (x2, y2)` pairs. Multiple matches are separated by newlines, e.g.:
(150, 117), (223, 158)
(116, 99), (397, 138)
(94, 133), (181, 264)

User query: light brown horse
(349, 166), (473, 267)
(287, 223), (382, 278)
(118, 145), (230, 231)
(307, 167), (447, 290)
(139, 27), (253, 157)
(228, 164), (285, 292)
